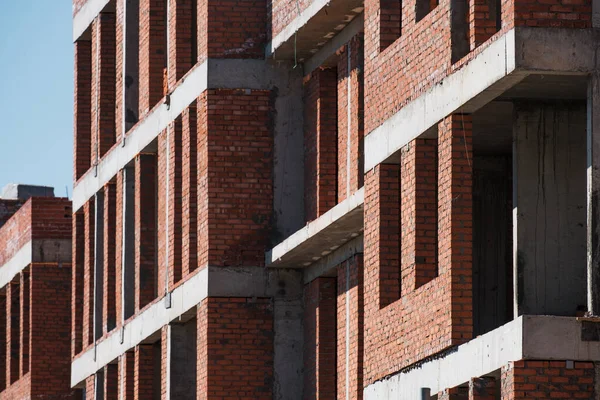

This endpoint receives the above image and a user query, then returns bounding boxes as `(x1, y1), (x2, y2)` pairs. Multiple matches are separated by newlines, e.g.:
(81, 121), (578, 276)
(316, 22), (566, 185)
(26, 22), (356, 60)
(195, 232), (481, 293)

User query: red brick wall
(29, 263), (76, 398)
(363, 114), (473, 384)
(168, 0), (195, 88)
(7, 280), (20, 385)
(197, 89), (273, 268)
(469, 376), (496, 400)
(197, 297), (273, 400)
(0, 295), (6, 390)
(91, 12), (117, 162)
(337, 255), (364, 400)
(119, 351), (135, 400)
(134, 344), (154, 400)
(19, 272), (30, 377)
(139, 0), (167, 116)
(0, 201), (32, 268)
(501, 360), (595, 400)
(85, 375), (95, 399)
(401, 138), (438, 294)
(269, 0), (312, 40)
(304, 68), (338, 222)
(304, 277), (337, 399)
(337, 36), (365, 203)
(83, 199), (95, 349)
(115, 0), (124, 141)
(0, 200), (25, 230)
(199, 0), (267, 60)
(363, 0), (590, 139)
(72, 210), (84, 357)
(74, 39), (92, 181)
(0, 374), (31, 400)
(182, 104), (198, 277)
(29, 197), (72, 240)
(104, 364), (119, 400)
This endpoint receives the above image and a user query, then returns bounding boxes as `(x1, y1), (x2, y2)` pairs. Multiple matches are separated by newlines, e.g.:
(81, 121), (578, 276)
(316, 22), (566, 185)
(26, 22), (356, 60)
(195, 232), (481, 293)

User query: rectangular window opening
(379, 0), (402, 52)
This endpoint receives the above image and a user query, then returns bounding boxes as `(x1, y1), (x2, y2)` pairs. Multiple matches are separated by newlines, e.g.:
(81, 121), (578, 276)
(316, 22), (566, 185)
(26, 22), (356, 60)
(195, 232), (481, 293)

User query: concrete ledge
(303, 14), (364, 75)
(71, 268), (209, 387)
(364, 27), (594, 173)
(73, 0), (110, 41)
(363, 315), (600, 399)
(0, 239), (71, 290)
(72, 61), (209, 212)
(266, 188), (364, 268)
(304, 235), (363, 284)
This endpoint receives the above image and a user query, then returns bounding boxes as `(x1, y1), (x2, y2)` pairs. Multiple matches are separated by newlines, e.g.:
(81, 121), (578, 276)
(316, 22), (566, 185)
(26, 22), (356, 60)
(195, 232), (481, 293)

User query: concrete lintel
(70, 267), (209, 387)
(72, 61), (209, 212)
(207, 266), (304, 299)
(0, 241), (31, 289)
(266, 188), (364, 269)
(364, 316), (600, 399)
(303, 235), (363, 284)
(72, 0), (110, 41)
(266, 0), (331, 57)
(303, 14), (364, 75)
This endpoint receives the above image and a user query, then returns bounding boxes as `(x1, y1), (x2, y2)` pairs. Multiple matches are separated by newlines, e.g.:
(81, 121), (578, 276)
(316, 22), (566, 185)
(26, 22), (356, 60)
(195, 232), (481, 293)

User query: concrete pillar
(94, 191), (105, 342)
(588, 72), (600, 315)
(103, 183), (117, 334)
(514, 102), (587, 317)
(19, 272), (29, 376)
(169, 320), (197, 399)
(122, 166), (135, 321)
(135, 154), (157, 311)
(6, 279), (19, 384)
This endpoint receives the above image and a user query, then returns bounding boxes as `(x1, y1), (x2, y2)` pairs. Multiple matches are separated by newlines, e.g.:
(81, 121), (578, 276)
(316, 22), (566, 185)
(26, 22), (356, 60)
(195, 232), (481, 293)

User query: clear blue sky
(0, 1), (73, 198)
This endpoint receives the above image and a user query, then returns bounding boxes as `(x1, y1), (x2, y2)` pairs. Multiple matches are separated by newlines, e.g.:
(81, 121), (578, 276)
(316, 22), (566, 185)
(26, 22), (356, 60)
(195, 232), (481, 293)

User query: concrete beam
(303, 14), (364, 75)
(266, 188), (364, 269)
(70, 265), (305, 390)
(0, 239), (71, 291)
(303, 235), (363, 284)
(364, 27), (595, 173)
(73, 0), (110, 41)
(363, 316), (600, 399)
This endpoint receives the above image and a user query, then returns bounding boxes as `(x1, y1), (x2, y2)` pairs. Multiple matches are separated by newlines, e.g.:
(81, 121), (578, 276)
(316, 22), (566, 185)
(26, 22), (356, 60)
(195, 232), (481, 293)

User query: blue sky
(0, 1), (73, 198)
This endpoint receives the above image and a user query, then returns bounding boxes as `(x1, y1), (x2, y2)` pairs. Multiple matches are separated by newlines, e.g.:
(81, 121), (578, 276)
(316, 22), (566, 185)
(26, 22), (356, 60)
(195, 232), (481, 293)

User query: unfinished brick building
(71, 0), (599, 398)
(0, 185), (74, 399)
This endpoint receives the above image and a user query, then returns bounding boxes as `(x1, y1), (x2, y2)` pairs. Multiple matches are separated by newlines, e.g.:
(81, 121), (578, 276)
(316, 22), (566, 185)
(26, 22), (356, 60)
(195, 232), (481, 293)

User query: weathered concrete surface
(73, 0), (111, 41)
(304, 235), (363, 284)
(513, 102), (587, 317)
(0, 184), (54, 200)
(267, 0), (363, 61)
(364, 27), (595, 173)
(266, 188), (364, 269)
(364, 316), (600, 400)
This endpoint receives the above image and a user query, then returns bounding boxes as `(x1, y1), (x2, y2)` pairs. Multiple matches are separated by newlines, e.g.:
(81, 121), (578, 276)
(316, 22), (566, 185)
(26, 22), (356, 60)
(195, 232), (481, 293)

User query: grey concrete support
(513, 102), (587, 317)
(122, 167), (135, 320)
(169, 320), (197, 399)
(122, 0), (139, 136)
(94, 192), (105, 342)
(588, 67), (600, 315)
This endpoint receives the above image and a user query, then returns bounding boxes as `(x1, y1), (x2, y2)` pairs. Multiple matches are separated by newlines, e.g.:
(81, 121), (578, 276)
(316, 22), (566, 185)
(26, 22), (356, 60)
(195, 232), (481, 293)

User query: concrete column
(514, 102), (587, 317)
(169, 320), (197, 399)
(588, 73), (600, 315)
(94, 191), (105, 342)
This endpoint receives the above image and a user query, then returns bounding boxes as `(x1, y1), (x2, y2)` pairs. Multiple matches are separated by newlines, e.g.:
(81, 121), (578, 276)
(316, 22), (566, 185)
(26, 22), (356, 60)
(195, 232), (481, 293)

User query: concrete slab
(73, 0), (110, 41)
(364, 27), (595, 173)
(267, 0), (363, 62)
(364, 315), (600, 399)
(266, 188), (364, 269)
